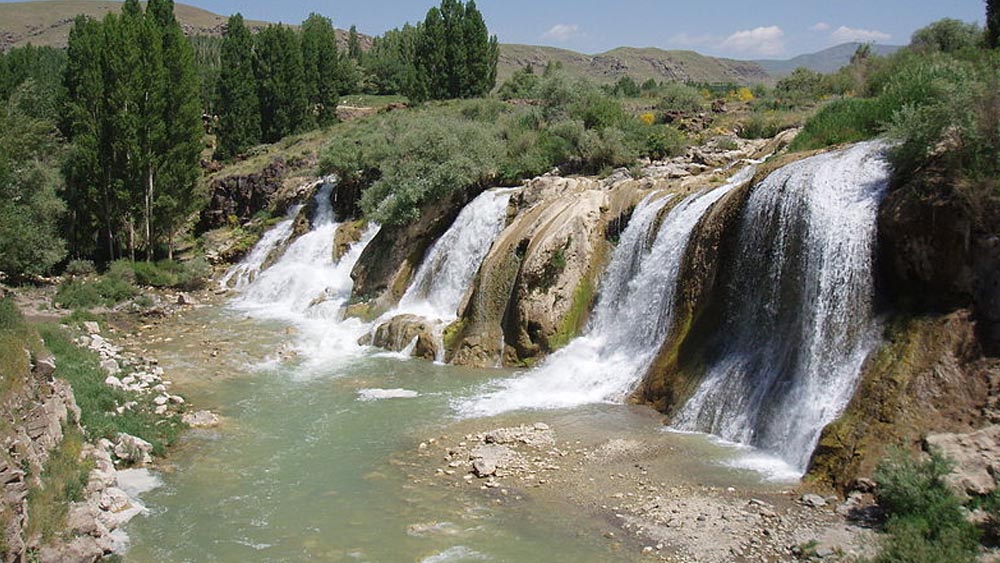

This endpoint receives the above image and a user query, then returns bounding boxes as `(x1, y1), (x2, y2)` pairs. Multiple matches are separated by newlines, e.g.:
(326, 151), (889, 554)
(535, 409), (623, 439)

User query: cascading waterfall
(394, 188), (517, 321)
(459, 167), (754, 416)
(230, 178), (379, 368)
(672, 141), (890, 472)
(219, 204), (302, 290)
(376, 188), (517, 361)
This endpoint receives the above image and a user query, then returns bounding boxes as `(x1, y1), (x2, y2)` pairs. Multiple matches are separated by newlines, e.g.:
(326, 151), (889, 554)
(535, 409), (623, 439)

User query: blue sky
(23, 0), (991, 58)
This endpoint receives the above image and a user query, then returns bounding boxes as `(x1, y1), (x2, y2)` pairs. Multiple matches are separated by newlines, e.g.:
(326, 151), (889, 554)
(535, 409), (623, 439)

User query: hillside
(499, 44), (771, 85)
(754, 42), (901, 76)
(0, 0), (368, 51)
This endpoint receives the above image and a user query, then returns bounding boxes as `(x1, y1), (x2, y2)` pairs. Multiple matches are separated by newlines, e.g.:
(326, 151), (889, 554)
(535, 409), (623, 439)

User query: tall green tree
(348, 25), (363, 61)
(462, 0), (498, 97)
(364, 24), (418, 95)
(151, 2), (203, 259)
(989, 0), (1000, 48)
(300, 14), (340, 126)
(412, 7), (446, 100)
(216, 14), (260, 160)
(255, 25), (307, 142)
(0, 85), (67, 278)
(63, 15), (107, 259)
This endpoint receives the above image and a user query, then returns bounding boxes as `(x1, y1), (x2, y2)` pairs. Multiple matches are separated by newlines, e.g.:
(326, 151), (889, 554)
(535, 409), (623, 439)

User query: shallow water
(123, 305), (794, 562)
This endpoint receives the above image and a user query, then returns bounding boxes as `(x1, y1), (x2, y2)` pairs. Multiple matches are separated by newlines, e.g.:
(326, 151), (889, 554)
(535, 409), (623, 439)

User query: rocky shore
(405, 421), (880, 563)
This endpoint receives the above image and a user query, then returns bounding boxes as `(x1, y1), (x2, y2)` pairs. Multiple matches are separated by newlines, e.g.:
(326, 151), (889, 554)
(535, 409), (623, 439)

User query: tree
(988, 0), (1000, 48)
(216, 14), (260, 160)
(0, 86), (67, 277)
(364, 24), (418, 95)
(409, 0), (498, 101)
(348, 25), (363, 61)
(255, 25), (307, 142)
(152, 3), (203, 259)
(462, 0), (498, 97)
(62, 15), (107, 259)
(911, 19), (982, 53)
(301, 14), (341, 126)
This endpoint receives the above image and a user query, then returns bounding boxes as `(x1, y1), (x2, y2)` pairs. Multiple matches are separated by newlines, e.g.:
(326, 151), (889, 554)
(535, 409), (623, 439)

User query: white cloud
(720, 26), (785, 57)
(541, 24), (580, 42)
(810, 22), (831, 32)
(830, 26), (891, 44)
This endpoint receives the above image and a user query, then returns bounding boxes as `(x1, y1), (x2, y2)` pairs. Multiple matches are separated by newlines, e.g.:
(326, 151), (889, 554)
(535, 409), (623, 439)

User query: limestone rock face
(925, 426), (1000, 497)
(368, 315), (439, 361)
(449, 176), (648, 367)
(333, 220), (366, 262)
(349, 187), (479, 319)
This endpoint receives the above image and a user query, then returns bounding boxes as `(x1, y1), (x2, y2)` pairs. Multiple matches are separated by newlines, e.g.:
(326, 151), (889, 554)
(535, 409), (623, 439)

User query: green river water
(122, 305), (788, 563)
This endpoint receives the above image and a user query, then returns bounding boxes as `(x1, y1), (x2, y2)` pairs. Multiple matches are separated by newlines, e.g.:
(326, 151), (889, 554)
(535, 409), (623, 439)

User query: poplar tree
(63, 15), (107, 258)
(152, 2), (203, 258)
(348, 25), (363, 61)
(988, 0), (1000, 48)
(301, 14), (340, 126)
(255, 25), (307, 142)
(216, 14), (260, 160)
(463, 0), (498, 97)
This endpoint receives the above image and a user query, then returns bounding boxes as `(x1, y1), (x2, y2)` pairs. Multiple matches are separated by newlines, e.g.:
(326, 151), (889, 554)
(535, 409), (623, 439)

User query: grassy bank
(37, 324), (184, 457)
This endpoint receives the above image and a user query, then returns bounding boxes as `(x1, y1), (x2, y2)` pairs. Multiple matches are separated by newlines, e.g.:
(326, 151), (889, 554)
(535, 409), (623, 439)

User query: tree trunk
(145, 168), (154, 262)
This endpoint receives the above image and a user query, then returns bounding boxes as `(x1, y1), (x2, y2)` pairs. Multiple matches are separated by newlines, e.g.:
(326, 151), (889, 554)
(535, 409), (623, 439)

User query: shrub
(64, 259), (96, 278)
(865, 448), (980, 563)
(656, 83), (704, 114)
(788, 98), (888, 151)
(643, 125), (688, 160)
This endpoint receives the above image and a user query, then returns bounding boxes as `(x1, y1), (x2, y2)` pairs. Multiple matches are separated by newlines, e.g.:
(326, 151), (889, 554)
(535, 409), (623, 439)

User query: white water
(672, 141), (890, 472)
(230, 179), (379, 371)
(373, 188), (516, 362)
(459, 168), (753, 417)
(393, 188), (517, 322)
(219, 205), (302, 290)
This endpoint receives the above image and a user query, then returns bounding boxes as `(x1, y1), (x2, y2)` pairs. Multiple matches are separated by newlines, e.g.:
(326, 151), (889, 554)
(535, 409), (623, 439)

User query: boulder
(369, 315), (439, 361)
(100, 359), (120, 376)
(33, 356), (56, 378)
(182, 410), (220, 428)
(113, 434), (153, 466)
(82, 321), (101, 335)
(469, 444), (515, 478)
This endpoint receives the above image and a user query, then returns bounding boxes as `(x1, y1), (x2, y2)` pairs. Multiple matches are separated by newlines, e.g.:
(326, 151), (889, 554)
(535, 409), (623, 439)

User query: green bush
(656, 82), (704, 114)
(54, 262), (138, 309)
(129, 259), (210, 290)
(788, 98), (889, 151)
(643, 125), (688, 160)
(64, 259), (96, 277)
(866, 448), (980, 563)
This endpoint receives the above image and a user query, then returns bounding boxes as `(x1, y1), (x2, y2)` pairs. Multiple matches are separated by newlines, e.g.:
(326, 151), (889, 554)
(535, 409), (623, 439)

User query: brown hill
(0, 0), (369, 51)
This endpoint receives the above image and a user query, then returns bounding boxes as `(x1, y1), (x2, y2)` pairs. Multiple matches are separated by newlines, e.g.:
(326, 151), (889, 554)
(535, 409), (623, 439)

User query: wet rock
(113, 434), (153, 466)
(470, 445), (515, 478)
(800, 494), (828, 508)
(369, 315), (439, 360)
(182, 410), (220, 428)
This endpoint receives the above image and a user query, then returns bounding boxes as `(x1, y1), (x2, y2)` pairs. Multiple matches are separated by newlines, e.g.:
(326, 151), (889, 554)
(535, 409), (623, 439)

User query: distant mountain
(0, 0), (369, 52)
(754, 42), (902, 76)
(499, 44), (771, 86)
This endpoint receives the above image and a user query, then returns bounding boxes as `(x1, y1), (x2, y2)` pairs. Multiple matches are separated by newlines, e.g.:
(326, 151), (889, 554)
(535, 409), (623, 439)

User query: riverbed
(114, 301), (872, 563)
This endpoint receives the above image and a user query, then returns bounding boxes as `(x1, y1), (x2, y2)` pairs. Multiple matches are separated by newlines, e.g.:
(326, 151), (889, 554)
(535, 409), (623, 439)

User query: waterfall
(672, 141), (890, 472)
(394, 188), (517, 322)
(373, 188), (516, 362)
(458, 167), (753, 416)
(230, 178), (379, 368)
(219, 205), (301, 290)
